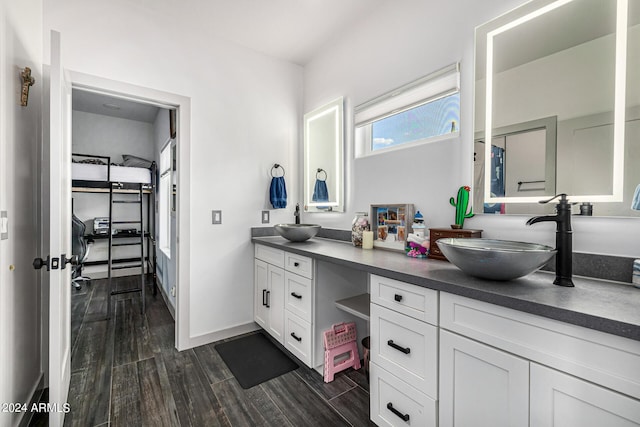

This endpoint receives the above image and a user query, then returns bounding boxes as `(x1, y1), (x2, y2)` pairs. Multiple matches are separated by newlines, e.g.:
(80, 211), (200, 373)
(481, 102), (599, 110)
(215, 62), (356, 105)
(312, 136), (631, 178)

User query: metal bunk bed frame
(71, 153), (157, 317)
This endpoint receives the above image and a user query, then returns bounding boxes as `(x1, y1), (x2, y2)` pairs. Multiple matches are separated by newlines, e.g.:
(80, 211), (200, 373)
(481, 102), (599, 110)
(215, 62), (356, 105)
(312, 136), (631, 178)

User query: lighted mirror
(474, 0), (639, 216)
(304, 97), (344, 213)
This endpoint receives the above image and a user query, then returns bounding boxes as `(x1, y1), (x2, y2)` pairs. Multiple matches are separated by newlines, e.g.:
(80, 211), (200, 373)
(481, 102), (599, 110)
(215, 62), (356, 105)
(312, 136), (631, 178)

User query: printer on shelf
(93, 217), (110, 235)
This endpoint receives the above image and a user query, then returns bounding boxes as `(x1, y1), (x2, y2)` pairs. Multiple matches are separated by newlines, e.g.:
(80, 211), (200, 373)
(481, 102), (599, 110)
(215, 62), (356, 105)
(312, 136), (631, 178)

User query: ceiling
(72, 90), (162, 123)
(73, 0), (385, 122)
(177, 0), (386, 66)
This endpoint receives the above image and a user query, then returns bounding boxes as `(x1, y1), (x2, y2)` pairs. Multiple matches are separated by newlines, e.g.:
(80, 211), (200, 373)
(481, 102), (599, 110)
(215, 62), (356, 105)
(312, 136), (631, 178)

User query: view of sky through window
(371, 92), (460, 151)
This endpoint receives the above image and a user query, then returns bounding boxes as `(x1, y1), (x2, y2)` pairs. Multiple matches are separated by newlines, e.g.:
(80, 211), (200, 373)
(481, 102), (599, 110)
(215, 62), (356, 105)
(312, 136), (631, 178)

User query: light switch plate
(1, 211), (7, 240)
(212, 210), (222, 224)
(262, 210), (270, 224)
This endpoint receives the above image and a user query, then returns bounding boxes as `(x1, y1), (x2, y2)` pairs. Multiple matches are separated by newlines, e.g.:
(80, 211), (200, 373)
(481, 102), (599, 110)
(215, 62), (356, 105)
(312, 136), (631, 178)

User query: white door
(439, 330), (529, 427)
(41, 30), (72, 427)
(267, 264), (285, 343)
(254, 259), (269, 329)
(530, 363), (640, 427)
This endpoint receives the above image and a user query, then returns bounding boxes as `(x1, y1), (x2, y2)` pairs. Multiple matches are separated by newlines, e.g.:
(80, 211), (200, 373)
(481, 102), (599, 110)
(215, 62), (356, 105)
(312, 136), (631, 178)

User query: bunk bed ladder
(106, 183), (146, 318)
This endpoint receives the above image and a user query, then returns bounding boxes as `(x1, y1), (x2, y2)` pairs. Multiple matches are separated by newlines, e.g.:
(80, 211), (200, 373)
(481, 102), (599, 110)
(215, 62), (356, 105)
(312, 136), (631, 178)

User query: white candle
(362, 231), (374, 249)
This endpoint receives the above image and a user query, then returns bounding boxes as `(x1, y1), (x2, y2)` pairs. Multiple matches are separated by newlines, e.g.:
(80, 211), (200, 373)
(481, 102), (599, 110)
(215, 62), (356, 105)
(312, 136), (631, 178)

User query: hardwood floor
(65, 276), (374, 426)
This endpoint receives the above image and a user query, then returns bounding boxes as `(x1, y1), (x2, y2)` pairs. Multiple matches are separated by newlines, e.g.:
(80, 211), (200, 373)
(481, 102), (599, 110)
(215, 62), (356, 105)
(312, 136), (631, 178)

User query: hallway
(65, 277), (372, 426)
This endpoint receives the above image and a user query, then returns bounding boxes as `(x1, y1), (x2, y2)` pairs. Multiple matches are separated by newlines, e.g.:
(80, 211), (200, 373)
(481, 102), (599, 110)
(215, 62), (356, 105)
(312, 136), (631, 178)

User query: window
(355, 63), (460, 157)
(159, 141), (172, 258)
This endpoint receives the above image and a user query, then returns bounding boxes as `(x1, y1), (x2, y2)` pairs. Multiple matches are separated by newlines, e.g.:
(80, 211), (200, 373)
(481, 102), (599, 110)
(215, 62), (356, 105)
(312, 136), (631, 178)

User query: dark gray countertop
(252, 236), (640, 342)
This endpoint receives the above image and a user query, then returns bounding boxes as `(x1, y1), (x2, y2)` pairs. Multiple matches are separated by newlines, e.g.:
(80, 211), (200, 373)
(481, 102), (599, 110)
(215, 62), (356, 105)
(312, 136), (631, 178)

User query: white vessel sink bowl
(274, 224), (321, 242)
(436, 238), (556, 281)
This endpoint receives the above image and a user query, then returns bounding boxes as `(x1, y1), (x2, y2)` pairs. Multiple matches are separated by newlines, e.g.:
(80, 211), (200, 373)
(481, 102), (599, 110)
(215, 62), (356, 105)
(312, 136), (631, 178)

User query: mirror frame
(475, 0), (629, 205)
(303, 97), (344, 212)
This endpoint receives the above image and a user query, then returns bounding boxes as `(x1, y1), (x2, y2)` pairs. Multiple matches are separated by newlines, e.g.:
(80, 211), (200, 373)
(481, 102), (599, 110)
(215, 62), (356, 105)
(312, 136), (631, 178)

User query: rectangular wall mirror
(304, 97), (344, 213)
(474, 0), (639, 216)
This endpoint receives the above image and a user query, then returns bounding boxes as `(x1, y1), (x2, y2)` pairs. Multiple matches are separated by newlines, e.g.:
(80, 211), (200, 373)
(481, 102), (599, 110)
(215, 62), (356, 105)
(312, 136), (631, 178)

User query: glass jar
(351, 212), (370, 247)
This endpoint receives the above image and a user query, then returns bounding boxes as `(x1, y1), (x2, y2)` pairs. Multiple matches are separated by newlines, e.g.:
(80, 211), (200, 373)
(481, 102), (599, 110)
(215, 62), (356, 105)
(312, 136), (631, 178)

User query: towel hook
(316, 168), (327, 181)
(271, 163), (285, 177)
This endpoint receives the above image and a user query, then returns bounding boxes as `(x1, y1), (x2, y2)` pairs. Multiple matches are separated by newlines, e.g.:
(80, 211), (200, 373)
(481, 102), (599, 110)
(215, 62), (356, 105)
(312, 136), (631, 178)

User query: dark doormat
(215, 332), (299, 389)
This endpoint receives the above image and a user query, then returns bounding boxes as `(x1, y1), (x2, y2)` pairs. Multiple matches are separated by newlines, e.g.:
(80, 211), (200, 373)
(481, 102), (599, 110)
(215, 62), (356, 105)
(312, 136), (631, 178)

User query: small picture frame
(370, 204), (414, 252)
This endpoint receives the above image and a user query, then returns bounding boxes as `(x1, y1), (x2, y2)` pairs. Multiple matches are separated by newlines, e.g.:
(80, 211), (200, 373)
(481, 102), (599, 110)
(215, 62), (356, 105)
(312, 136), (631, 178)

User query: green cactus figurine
(450, 186), (474, 229)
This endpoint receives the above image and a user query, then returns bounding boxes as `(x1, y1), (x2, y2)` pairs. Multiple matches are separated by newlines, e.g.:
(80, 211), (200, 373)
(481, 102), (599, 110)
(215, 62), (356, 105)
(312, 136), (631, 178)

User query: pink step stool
(323, 322), (361, 383)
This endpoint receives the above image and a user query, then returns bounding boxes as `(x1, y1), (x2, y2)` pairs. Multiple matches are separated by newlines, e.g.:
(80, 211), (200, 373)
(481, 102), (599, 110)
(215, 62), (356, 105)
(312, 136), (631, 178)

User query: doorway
(42, 71), (191, 392)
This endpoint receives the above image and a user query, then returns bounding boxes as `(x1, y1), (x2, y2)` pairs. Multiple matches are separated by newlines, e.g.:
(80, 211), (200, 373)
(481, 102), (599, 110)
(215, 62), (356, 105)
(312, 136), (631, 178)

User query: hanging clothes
(631, 184), (640, 211)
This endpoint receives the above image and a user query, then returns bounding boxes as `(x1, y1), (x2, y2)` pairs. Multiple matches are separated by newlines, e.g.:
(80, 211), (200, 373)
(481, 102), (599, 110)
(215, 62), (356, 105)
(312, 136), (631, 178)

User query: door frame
(68, 71), (191, 350)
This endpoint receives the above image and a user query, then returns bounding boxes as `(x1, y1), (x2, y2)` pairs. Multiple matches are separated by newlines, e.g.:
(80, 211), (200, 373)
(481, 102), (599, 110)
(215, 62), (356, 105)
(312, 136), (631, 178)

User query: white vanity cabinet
(530, 363), (640, 427)
(439, 329), (529, 427)
(369, 274), (439, 427)
(439, 292), (640, 427)
(254, 246), (285, 343)
(254, 244), (315, 367)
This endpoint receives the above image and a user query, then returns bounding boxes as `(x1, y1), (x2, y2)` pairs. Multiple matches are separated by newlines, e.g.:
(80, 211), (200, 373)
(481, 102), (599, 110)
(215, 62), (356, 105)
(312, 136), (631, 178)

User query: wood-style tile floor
(65, 276), (374, 427)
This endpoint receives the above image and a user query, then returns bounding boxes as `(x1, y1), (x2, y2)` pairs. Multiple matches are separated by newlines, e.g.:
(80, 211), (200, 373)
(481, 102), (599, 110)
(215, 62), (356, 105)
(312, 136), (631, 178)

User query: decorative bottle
(351, 212), (370, 247)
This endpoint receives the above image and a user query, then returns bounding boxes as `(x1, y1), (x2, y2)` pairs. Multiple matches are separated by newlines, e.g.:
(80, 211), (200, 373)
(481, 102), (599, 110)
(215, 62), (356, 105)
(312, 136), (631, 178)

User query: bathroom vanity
(253, 236), (640, 427)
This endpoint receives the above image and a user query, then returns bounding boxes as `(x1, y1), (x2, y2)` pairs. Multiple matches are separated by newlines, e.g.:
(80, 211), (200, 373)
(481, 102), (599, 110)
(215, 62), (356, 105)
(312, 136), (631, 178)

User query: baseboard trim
(155, 279), (176, 320)
(184, 322), (261, 349)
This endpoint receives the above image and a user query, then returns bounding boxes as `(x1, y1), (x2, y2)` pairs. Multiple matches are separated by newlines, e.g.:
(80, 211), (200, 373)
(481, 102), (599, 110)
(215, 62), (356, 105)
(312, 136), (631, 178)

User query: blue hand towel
(632, 184), (640, 211)
(270, 176), (287, 209)
(312, 179), (329, 202)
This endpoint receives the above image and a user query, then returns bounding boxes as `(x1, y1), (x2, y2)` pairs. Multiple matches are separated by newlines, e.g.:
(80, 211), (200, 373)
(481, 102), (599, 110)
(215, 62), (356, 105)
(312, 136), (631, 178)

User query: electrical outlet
(262, 210), (270, 224)
(170, 287), (176, 297)
(212, 210), (222, 224)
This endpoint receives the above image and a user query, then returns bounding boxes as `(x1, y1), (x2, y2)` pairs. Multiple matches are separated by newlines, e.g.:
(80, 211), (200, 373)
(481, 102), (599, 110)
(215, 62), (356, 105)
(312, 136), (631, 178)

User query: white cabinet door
(266, 264), (285, 343)
(531, 363), (640, 427)
(439, 330), (529, 427)
(254, 259), (269, 329)
(254, 259), (285, 344)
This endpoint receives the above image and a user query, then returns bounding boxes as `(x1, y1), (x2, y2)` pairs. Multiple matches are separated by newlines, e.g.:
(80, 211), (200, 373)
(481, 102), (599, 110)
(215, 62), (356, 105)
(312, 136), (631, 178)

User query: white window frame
(355, 63), (460, 158)
(159, 139), (173, 258)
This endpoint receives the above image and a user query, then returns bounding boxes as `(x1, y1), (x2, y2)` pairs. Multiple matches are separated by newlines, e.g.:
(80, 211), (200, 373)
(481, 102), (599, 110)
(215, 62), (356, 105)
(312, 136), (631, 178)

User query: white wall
(0, 1), (43, 426)
(303, 0), (640, 258)
(44, 0), (303, 344)
(72, 110), (155, 162)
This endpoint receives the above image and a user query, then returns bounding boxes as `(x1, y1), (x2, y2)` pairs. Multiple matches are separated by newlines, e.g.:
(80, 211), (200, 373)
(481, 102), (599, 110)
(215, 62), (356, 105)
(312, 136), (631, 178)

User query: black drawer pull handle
(394, 294), (403, 302)
(266, 290), (270, 308)
(387, 402), (410, 422)
(262, 289), (267, 306)
(291, 292), (302, 299)
(387, 340), (410, 354)
(291, 332), (302, 342)
(294, 262), (300, 267)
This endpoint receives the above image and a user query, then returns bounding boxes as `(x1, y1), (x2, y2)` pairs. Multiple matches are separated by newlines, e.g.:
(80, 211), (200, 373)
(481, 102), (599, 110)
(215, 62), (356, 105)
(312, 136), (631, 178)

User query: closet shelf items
(71, 153), (157, 317)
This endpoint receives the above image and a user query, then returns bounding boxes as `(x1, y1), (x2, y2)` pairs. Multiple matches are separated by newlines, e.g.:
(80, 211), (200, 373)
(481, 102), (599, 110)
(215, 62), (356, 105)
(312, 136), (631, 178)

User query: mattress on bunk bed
(72, 163), (151, 184)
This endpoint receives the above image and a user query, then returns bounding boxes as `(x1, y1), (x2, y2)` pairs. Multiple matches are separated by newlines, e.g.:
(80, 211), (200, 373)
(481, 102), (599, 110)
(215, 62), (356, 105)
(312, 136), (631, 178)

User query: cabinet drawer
(285, 271), (313, 322)
(255, 244), (284, 267)
(284, 311), (312, 367)
(370, 362), (436, 427)
(284, 252), (313, 279)
(370, 303), (438, 398)
(370, 274), (438, 325)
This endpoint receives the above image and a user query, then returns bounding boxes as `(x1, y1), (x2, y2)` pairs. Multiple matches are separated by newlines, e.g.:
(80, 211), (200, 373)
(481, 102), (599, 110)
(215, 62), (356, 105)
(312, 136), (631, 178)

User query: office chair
(71, 214), (93, 290)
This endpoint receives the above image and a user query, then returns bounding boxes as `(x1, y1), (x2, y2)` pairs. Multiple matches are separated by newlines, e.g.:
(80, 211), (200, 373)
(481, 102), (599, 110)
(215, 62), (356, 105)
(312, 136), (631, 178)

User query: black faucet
(294, 203), (300, 225)
(526, 194), (574, 287)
